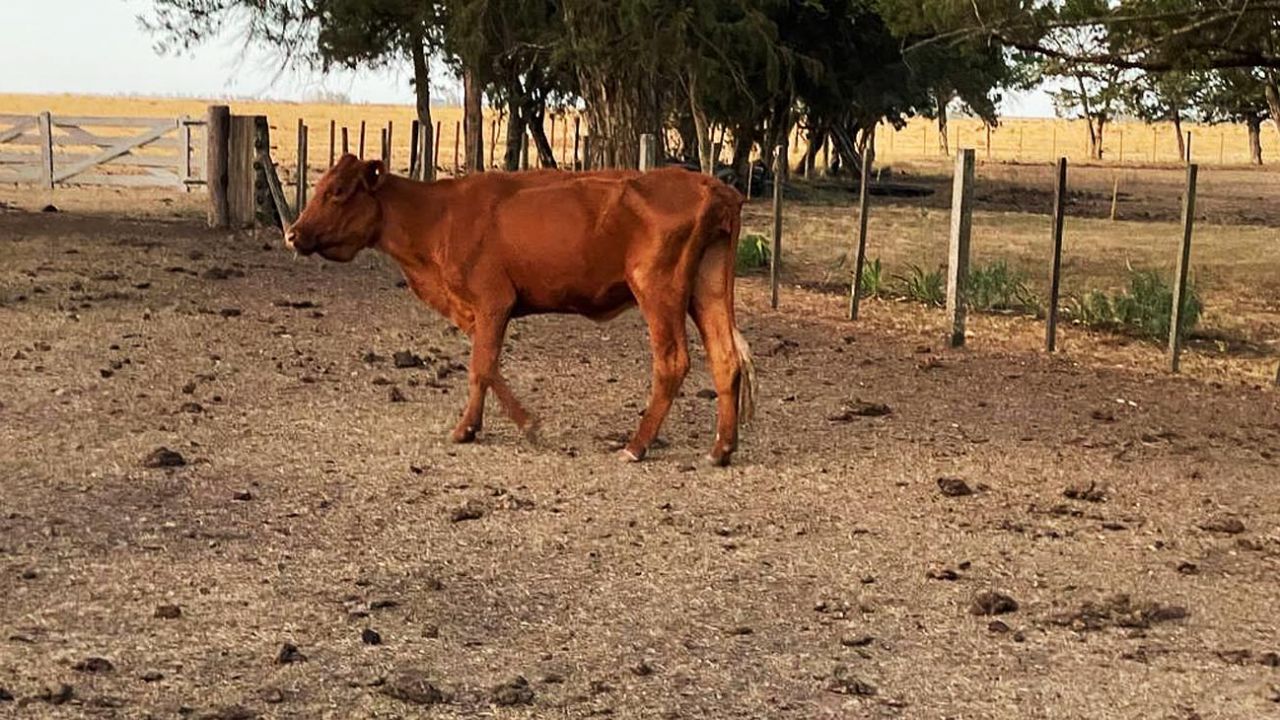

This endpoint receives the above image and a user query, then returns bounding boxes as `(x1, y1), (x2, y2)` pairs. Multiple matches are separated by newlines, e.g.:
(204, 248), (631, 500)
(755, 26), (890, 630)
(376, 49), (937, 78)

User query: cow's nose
(283, 226), (298, 250)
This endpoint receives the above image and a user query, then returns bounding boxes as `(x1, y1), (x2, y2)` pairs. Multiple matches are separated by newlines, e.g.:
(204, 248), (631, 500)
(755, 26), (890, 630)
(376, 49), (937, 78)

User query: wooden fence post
(520, 133), (530, 170)
(385, 121), (394, 167)
(848, 144), (873, 320)
(341, 127), (349, 155)
(573, 117), (581, 170)
(177, 117), (192, 192)
(1185, 131), (1192, 164)
(358, 121), (366, 159)
(409, 120), (420, 179)
(1109, 175), (1120, 221)
(36, 111), (54, 190)
(295, 121), (308, 213)
(582, 136), (593, 171)
(745, 145), (754, 201)
(1169, 163), (1198, 373)
(226, 115), (260, 228)
(639, 134), (657, 172)
(433, 120), (442, 172)
(329, 120), (336, 168)
(946, 148), (976, 348)
(1045, 158), (1067, 352)
(206, 105), (231, 228)
(489, 119), (499, 169)
(452, 120), (461, 174)
(770, 144), (786, 310)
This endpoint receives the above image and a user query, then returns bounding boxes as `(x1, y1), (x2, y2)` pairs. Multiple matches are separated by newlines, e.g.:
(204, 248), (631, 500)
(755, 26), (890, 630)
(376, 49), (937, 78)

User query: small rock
(197, 704), (258, 720)
(0, 687), (12, 701)
(970, 591), (1019, 616)
(38, 683), (74, 704)
(42, 204), (59, 213)
(73, 657), (114, 673)
(540, 672), (565, 684)
(180, 402), (204, 414)
(840, 635), (874, 647)
(99, 368), (114, 379)
(490, 676), (535, 706)
(275, 643), (306, 664)
(695, 388), (717, 399)
(589, 680), (614, 695)
(393, 351), (425, 369)
(20, 568), (38, 580)
(140, 671), (164, 682)
(630, 659), (655, 676)
(1259, 652), (1280, 667)
(828, 400), (892, 422)
(143, 447), (186, 468)
(937, 477), (973, 497)
(1064, 482), (1106, 502)
(450, 501), (485, 523)
(382, 671), (446, 705)
(232, 490), (253, 501)
(362, 351), (386, 364)
(362, 628), (382, 646)
(987, 621), (1010, 633)
(182, 382), (197, 395)
(826, 665), (876, 696)
(726, 626), (753, 636)
(1199, 516), (1246, 535)
(926, 568), (960, 581)
(219, 308), (242, 318)
(389, 387), (408, 403)
(259, 688), (285, 704)
(155, 604), (182, 619)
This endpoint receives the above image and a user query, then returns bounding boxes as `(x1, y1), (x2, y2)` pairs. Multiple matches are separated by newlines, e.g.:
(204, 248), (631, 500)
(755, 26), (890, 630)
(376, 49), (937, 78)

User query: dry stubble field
(2, 164), (1280, 719)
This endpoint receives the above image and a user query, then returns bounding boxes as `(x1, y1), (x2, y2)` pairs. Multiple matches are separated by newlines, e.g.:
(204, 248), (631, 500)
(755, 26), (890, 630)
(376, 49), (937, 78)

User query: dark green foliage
(736, 233), (771, 273)
(894, 264), (945, 307)
(1066, 269), (1203, 342)
(858, 257), (883, 298)
(967, 261), (1040, 313)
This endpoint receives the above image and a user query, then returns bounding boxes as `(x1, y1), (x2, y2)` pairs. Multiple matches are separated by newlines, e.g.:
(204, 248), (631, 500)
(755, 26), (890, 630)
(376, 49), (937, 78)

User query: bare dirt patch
(1, 202), (1279, 718)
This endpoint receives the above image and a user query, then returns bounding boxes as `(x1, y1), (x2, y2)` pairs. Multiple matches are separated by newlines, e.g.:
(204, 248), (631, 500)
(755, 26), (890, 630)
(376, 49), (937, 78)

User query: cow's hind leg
(623, 298), (690, 462)
(690, 245), (742, 466)
(452, 313), (510, 443)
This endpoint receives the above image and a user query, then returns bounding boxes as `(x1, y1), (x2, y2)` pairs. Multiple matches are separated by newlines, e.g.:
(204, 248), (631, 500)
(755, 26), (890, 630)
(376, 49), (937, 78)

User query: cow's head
(284, 154), (386, 262)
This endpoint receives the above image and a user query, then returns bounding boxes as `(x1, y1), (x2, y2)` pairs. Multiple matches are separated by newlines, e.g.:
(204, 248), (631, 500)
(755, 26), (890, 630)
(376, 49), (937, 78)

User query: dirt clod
(926, 568), (960, 581)
(361, 628), (382, 645)
(451, 501), (486, 522)
(37, 683), (74, 704)
(141, 671), (164, 682)
(695, 388), (717, 399)
(232, 490), (253, 501)
(202, 267), (244, 280)
(1199, 516), (1246, 535)
(970, 591), (1019, 616)
(143, 447), (186, 468)
(840, 635), (874, 647)
(827, 665), (877, 696)
(381, 671), (446, 705)
(937, 477), (974, 497)
(180, 402), (204, 414)
(490, 675), (535, 706)
(0, 688), (12, 701)
(1064, 482), (1106, 502)
(828, 400), (892, 422)
(1047, 594), (1189, 632)
(389, 387), (408, 403)
(393, 351), (425, 369)
(73, 657), (114, 673)
(196, 704), (258, 720)
(275, 643), (306, 664)
(631, 659), (656, 676)
(155, 604), (182, 619)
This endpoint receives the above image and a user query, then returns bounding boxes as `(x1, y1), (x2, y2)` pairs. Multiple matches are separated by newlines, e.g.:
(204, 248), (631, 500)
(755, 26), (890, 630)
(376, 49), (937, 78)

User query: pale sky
(2, 0), (1056, 117)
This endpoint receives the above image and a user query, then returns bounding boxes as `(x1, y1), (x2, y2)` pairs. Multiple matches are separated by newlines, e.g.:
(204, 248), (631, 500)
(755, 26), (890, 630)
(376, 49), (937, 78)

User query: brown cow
(284, 155), (755, 465)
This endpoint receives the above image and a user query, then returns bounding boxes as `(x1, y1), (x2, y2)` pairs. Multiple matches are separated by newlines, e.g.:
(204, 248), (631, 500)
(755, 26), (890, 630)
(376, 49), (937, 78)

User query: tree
(1199, 68), (1271, 164)
(1124, 70), (1201, 160)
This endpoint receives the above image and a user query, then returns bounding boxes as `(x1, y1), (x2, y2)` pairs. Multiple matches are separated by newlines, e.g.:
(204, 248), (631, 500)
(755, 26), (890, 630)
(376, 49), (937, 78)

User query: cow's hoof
(706, 451), (732, 468)
(521, 417), (542, 444)
(450, 426), (478, 444)
(618, 447), (644, 463)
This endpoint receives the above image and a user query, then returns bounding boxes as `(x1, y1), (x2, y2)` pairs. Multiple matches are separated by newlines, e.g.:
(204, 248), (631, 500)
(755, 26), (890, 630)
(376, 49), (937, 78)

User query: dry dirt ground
(2, 194), (1280, 719)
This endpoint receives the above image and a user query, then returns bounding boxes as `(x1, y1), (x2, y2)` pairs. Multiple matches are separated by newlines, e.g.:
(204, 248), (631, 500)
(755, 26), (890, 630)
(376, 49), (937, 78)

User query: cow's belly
(512, 280), (636, 320)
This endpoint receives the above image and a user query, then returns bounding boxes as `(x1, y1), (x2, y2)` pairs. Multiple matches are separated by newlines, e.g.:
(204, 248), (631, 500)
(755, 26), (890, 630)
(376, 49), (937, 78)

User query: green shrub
(1066, 269), (1202, 341)
(968, 260), (1040, 313)
(858, 257), (883, 298)
(736, 233), (770, 272)
(894, 264), (945, 306)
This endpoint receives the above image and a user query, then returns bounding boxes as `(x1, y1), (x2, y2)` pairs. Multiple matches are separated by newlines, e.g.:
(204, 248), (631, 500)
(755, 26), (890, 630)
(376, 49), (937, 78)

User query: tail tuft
(732, 326), (756, 425)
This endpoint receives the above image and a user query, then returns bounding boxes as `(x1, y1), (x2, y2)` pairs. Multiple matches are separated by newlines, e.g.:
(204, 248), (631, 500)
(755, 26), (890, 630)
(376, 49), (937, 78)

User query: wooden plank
(0, 116), (36, 144)
(206, 105), (231, 228)
(178, 117), (192, 189)
(639, 134), (657, 172)
(1168, 163), (1198, 373)
(258, 148), (294, 228)
(848, 143), (873, 320)
(770, 143), (786, 310)
(64, 173), (184, 188)
(329, 120), (336, 169)
(51, 123), (176, 183)
(946, 148), (975, 348)
(295, 121), (308, 213)
(38, 111), (54, 190)
(0, 113), (37, 123)
(226, 115), (258, 228)
(53, 115), (181, 128)
(43, 153), (183, 169)
(1045, 158), (1067, 353)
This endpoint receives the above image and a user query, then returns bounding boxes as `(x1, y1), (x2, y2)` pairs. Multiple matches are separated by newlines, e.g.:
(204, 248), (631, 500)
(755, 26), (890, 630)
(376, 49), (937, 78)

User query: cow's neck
(372, 176), (462, 324)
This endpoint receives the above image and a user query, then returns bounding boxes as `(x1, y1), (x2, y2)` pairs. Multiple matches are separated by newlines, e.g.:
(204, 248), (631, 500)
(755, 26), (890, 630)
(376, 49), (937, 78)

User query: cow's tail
(722, 192), (756, 425)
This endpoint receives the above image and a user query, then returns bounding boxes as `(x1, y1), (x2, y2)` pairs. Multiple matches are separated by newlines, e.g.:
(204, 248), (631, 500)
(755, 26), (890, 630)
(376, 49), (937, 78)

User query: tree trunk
(936, 91), (951, 156)
(1093, 116), (1106, 160)
(1247, 114), (1264, 165)
(503, 106), (526, 172)
(526, 100), (556, 169)
(1266, 74), (1280, 143)
(796, 127), (826, 176)
(463, 66), (484, 172)
(1173, 113), (1185, 161)
(730, 126), (754, 193)
(688, 73), (714, 175)
(409, 31), (434, 181)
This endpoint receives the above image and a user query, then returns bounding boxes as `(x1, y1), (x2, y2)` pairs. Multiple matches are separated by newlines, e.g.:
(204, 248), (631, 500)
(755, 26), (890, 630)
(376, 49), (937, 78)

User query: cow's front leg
(451, 313), (510, 443)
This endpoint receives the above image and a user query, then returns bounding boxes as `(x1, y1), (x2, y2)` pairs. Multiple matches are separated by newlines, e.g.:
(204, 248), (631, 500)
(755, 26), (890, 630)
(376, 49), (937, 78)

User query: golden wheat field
(3, 93), (1278, 181)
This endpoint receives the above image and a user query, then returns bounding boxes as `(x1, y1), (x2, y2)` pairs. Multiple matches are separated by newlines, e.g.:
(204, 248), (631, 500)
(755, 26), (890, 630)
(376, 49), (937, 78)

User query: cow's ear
(361, 160), (387, 192)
